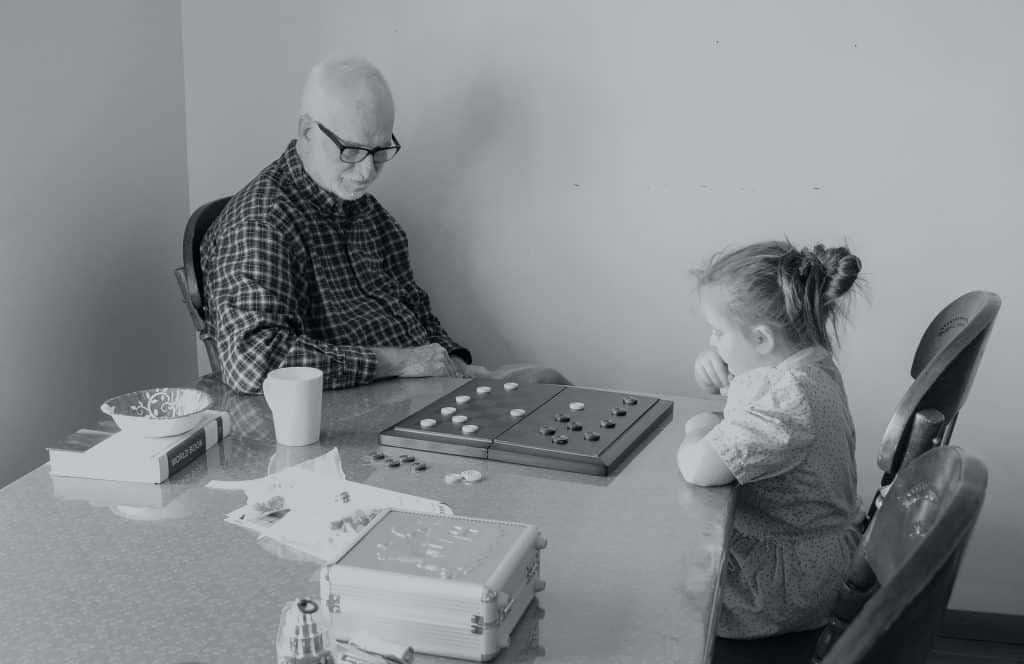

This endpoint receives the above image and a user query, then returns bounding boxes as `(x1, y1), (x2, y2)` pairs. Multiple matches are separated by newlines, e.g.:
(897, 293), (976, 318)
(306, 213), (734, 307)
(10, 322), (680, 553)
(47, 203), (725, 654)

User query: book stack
(48, 409), (231, 485)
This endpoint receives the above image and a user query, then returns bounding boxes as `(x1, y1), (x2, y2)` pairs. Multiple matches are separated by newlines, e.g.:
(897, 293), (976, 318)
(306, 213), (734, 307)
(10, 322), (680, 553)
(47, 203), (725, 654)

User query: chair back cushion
(877, 291), (1000, 475)
(183, 196), (232, 319)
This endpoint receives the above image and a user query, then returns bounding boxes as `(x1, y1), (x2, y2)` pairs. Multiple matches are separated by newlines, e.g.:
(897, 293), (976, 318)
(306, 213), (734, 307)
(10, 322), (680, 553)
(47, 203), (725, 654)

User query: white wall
(0, 1), (194, 487)
(182, 1), (1023, 614)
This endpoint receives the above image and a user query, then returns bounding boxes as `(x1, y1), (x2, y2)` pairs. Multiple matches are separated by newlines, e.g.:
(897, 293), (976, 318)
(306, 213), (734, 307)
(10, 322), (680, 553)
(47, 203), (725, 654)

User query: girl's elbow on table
(677, 436), (735, 487)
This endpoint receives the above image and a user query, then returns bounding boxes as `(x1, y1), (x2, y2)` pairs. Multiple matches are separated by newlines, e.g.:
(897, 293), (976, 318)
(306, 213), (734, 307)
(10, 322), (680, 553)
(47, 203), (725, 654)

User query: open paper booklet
(209, 448), (452, 564)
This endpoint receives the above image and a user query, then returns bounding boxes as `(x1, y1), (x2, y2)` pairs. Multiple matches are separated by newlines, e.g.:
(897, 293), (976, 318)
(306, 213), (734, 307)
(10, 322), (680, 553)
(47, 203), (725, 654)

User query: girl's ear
(752, 324), (776, 355)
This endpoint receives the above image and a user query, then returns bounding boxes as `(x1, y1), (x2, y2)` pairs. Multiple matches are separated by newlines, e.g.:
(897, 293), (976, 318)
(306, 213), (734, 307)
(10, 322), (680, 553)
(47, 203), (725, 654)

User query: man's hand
(694, 348), (730, 395)
(373, 344), (462, 380)
(451, 357), (493, 379)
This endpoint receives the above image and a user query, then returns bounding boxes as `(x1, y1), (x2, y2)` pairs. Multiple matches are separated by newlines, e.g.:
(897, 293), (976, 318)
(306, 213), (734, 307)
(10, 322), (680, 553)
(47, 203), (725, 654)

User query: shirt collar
(776, 345), (831, 371)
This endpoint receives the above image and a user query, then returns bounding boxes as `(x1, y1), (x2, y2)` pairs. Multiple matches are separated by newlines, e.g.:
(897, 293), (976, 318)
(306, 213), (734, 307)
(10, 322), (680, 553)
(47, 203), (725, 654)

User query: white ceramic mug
(262, 367), (324, 446)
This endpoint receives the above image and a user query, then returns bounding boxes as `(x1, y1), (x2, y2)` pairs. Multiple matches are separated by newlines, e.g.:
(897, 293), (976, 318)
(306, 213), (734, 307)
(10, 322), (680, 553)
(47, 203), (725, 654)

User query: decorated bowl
(100, 387), (213, 438)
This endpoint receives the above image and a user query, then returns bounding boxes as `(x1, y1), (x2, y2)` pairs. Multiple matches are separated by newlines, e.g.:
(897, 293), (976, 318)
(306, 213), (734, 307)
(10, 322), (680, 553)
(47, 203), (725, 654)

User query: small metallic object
(335, 637), (415, 664)
(276, 598), (333, 664)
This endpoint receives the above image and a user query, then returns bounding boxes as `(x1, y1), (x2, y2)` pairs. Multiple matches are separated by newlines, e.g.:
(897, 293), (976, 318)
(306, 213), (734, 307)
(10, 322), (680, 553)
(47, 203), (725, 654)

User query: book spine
(161, 413), (229, 482)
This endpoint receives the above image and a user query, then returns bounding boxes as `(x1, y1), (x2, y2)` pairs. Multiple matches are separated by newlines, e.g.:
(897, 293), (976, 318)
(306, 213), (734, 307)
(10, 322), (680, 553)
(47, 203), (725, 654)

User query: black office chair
(863, 290), (1000, 528)
(712, 446), (988, 664)
(173, 197), (232, 375)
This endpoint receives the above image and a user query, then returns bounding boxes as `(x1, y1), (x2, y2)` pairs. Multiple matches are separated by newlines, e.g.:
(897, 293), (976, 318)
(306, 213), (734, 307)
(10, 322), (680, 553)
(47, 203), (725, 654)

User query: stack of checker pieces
(379, 379), (673, 476)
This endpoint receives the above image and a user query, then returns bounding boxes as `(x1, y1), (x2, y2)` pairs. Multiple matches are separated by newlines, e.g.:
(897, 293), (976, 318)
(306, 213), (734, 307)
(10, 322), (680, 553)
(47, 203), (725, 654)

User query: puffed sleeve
(702, 368), (814, 484)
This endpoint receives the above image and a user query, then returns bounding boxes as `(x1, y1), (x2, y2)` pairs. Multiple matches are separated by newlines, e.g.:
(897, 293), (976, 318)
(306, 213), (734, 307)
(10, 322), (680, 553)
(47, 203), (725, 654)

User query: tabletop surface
(0, 376), (733, 664)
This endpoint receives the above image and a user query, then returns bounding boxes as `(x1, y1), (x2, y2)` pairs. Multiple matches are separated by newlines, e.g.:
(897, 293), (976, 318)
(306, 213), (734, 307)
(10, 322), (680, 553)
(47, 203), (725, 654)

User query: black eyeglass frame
(315, 122), (401, 164)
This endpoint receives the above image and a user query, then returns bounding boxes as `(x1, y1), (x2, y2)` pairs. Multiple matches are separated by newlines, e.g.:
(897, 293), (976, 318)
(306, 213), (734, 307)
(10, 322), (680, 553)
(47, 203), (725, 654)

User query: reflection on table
(0, 376), (733, 663)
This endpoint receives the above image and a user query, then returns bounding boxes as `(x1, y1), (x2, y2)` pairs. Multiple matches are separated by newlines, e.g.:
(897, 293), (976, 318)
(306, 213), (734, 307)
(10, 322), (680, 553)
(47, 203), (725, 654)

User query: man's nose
(354, 156), (377, 180)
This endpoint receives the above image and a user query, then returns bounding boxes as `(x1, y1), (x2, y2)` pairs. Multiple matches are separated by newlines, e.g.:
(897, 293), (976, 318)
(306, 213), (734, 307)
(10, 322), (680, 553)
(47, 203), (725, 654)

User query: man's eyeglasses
(316, 122), (401, 164)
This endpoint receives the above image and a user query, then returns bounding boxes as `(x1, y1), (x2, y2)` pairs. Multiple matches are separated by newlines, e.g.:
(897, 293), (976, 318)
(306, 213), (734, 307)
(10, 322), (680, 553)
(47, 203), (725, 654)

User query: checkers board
(379, 379), (673, 475)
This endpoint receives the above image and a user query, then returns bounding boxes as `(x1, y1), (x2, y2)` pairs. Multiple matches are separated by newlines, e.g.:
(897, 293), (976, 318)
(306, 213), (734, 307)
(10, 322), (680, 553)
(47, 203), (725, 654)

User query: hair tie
(798, 250), (825, 278)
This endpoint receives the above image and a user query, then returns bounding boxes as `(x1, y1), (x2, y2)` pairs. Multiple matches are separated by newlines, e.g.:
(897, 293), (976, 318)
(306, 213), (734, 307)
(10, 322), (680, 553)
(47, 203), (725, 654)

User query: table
(0, 376), (734, 663)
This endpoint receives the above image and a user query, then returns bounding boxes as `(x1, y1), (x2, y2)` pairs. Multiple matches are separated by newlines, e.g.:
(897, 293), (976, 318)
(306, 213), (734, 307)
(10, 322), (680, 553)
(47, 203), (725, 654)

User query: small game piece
(503, 382), (519, 391)
(600, 419), (616, 429)
(386, 458), (401, 468)
(461, 424), (480, 434)
(455, 395), (471, 405)
(476, 385), (492, 394)
(440, 406), (456, 417)
(510, 408), (526, 418)
(612, 407), (627, 417)
(554, 413), (570, 422)
(370, 451), (387, 461)
(584, 432), (601, 442)
(552, 435), (569, 445)
(444, 472), (462, 484)
(451, 414), (468, 425)
(413, 462), (428, 471)
(539, 426), (555, 436)
(569, 401), (585, 411)
(567, 421), (583, 431)
(623, 396), (638, 405)
(399, 454), (416, 463)
(419, 418), (437, 429)
(460, 470), (483, 483)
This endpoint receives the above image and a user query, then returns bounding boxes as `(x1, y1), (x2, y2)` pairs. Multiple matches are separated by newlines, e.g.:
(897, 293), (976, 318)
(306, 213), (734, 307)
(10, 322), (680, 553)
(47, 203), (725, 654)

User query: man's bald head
(296, 57), (397, 201)
(299, 57), (395, 130)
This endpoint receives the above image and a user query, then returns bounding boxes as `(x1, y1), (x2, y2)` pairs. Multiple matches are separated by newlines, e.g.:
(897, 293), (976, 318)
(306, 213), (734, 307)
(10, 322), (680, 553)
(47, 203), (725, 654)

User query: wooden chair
(173, 197), (232, 375)
(863, 290), (1000, 528)
(814, 446), (988, 663)
(712, 446), (988, 664)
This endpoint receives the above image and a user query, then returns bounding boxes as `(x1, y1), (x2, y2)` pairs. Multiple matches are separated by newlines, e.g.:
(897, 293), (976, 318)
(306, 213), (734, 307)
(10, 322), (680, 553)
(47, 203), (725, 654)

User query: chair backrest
(173, 196), (232, 374)
(876, 291), (1000, 482)
(815, 446), (988, 664)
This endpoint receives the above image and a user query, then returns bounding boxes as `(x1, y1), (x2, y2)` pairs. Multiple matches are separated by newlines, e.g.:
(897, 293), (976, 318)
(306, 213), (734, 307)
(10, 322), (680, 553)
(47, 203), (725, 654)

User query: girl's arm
(677, 412), (736, 487)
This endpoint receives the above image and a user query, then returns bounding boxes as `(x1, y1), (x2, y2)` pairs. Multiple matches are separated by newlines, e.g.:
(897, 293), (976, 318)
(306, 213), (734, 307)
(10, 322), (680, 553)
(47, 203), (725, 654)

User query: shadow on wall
(396, 67), (536, 366)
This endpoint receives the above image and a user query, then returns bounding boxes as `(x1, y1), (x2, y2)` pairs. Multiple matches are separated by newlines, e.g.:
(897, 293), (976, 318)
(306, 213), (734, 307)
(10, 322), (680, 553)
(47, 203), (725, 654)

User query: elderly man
(201, 57), (567, 394)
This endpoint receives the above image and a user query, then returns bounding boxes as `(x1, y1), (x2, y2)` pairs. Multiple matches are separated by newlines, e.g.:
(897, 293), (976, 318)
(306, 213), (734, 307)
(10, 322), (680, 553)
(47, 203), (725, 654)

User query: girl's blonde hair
(695, 240), (863, 353)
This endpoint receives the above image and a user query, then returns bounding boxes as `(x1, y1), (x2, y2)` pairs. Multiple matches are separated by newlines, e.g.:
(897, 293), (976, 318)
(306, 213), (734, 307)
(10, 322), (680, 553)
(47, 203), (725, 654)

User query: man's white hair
(299, 56), (392, 120)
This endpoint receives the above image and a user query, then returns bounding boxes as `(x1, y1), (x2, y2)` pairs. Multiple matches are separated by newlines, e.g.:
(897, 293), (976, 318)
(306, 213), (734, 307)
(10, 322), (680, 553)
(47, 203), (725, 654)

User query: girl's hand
(694, 348), (730, 395)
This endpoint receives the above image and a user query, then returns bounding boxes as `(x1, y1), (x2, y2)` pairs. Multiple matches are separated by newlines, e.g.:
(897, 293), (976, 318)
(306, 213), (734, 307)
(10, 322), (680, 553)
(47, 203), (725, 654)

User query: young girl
(677, 240), (863, 639)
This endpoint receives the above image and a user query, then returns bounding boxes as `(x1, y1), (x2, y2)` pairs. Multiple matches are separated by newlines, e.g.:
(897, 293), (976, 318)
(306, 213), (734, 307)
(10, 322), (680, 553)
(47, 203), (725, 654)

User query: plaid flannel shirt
(200, 141), (470, 394)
